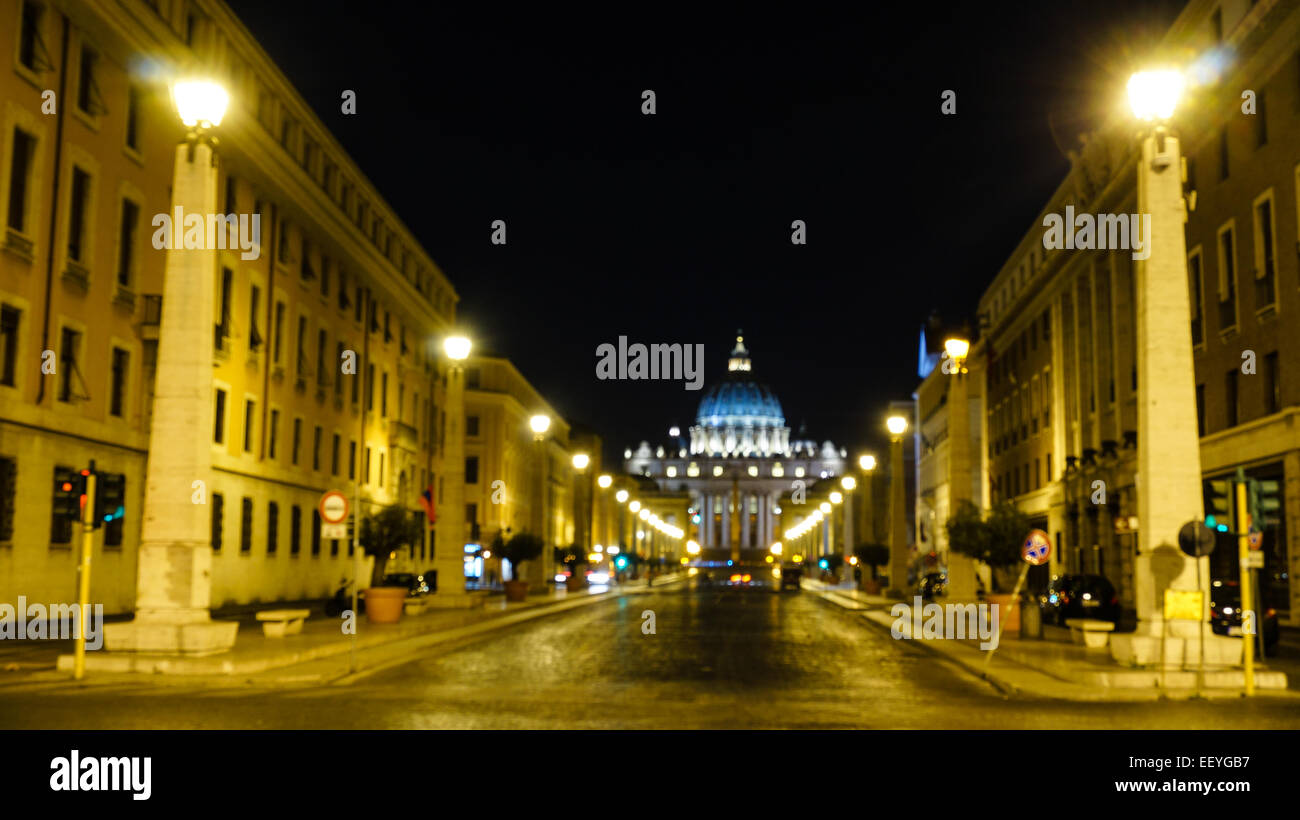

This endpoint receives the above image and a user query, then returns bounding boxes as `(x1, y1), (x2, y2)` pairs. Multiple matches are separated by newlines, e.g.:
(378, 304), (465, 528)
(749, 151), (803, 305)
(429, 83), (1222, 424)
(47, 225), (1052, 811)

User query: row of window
(992, 454), (1053, 503)
(989, 369), (1052, 456)
(0, 303), (133, 416)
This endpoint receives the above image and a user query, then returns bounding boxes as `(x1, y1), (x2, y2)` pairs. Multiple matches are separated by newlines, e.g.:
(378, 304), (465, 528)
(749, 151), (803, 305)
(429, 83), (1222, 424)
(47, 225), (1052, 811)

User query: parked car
(780, 566), (803, 591)
(917, 572), (947, 601)
(1209, 580), (1279, 656)
(1040, 574), (1120, 626)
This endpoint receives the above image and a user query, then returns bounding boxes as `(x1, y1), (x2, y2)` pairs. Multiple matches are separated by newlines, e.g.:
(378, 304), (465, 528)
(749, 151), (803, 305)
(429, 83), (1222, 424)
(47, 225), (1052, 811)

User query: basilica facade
(623, 335), (846, 561)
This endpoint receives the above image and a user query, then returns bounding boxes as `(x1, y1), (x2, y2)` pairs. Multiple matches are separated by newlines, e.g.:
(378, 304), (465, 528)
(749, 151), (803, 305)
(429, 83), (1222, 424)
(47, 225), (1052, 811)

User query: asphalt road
(2, 582), (1299, 729)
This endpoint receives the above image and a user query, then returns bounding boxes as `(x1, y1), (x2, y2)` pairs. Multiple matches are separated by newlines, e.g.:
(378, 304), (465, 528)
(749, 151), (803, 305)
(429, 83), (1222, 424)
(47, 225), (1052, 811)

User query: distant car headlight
(554, 573), (568, 583)
(588, 572), (610, 584)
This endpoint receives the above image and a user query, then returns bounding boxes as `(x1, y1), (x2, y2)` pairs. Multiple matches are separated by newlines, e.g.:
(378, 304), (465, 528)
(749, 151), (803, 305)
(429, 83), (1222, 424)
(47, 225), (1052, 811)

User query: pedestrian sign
(1022, 529), (1051, 566)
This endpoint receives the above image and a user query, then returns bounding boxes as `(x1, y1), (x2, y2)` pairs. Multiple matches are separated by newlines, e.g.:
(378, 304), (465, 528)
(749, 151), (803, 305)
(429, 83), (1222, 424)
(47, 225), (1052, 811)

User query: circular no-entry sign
(319, 490), (350, 524)
(1022, 529), (1051, 566)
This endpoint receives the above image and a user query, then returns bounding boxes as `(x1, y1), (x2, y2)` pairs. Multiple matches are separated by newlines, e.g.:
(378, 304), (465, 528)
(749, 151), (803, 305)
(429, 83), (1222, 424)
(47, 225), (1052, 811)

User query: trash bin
(1019, 597), (1043, 639)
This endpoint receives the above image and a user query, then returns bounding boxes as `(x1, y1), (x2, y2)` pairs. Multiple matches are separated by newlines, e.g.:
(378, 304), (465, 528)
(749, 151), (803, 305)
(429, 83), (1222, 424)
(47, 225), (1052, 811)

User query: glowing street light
(859, 454), (877, 471)
(572, 453), (589, 471)
(443, 335), (472, 361)
(770, 542), (783, 556)
(597, 474), (612, 489)
(819, 502), (831, 514)
(628, 500), (641, 513)
(830, 491), (843, 504)
(1127, 69), (1184, 122)
(529, 414), (551, 436)
(616, 490), (629, 503)
(172, 80), (229, 130)
(886, 415), (908, 437)
(840, 475), (857, 491)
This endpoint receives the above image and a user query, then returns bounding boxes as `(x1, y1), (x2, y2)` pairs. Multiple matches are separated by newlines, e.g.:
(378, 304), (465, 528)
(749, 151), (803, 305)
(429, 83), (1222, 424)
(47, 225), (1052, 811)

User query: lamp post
(529, 414), (552, 590)
(104, 80), (237, 656)
(434, 335), (472, 602)
(885, 414), (910, 597)
(840, 475), (857, 588)
(571, 453), (590, 567)
(1109, 69), (1221, 666)
(858, 454), (877, 551)
(943, 336), (978, 600)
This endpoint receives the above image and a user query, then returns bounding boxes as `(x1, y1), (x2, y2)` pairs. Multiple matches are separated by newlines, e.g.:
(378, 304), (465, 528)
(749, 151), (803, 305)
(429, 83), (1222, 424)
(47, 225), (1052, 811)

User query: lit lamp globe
(770, 542), (783, 556)
(529, 414), (551, 436)
(858, 454), (876, 471)
(830, 491), (843, 504)
(886, 415), (908, 437)
(943, 337), (970, 362)
(628, 500), (641, 513)
(1127, 69), (1184, 121)
(840, 475), (857, 491)
(572, 453), (590, 471)
(444, 335), (472, 361)
(639, 508), (650, 521)
(686, 541), (700, 555)
(172, 80), (229, 129)
(597, 474), (613, 489)
(615, 490), (629, 504)
(819, 502), (832, 514)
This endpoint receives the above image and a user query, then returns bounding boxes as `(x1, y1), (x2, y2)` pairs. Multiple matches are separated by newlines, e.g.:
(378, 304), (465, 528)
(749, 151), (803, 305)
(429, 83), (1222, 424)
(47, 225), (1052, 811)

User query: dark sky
(226, 0), (1186, 463)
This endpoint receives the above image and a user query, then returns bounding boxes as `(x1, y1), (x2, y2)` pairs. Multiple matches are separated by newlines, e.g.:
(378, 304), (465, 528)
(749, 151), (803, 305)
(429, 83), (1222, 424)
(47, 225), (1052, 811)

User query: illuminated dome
(689, 333), (791, 457)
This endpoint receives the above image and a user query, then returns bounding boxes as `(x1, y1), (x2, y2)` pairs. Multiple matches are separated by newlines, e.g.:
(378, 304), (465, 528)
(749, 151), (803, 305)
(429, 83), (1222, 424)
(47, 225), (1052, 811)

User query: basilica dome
(689, 334), (791, 457)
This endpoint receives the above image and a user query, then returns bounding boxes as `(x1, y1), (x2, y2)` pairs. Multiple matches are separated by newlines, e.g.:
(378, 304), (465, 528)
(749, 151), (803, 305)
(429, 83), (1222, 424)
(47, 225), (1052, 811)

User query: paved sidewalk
(1, 575), (681, 689)
(804, 580), (1297, 701)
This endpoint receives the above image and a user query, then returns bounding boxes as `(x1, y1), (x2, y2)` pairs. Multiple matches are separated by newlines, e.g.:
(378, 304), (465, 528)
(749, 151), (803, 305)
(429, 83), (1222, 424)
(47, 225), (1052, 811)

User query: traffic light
(53, 468), (85, 520)
(1206, 477), (1235, 533)
(1248, 478), (1281, 529)
(614, 555), (629, 570)
(95, 472), (126, 528)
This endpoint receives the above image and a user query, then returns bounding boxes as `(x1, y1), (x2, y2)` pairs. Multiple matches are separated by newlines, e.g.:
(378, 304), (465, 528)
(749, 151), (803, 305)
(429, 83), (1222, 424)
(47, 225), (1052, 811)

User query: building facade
(0, 0), (462, 612)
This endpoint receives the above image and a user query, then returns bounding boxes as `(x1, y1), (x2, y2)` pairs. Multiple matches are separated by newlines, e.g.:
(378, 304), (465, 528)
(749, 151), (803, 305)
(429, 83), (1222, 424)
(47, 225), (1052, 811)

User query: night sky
(226, 0), (1186, 463)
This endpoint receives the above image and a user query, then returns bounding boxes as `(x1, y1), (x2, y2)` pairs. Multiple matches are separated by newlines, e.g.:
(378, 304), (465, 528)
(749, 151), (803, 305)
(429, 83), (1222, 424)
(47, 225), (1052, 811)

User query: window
(1, 306), (20, 386)
(58, 327), (81, 402)
(292, 418), (302, 465)
(465, 456), (479, 484)
(240, 497), (253, 553)
(243, 399), (255, 452)
(213, 387), (227, 443)
(109, 348), (128, 417)
(1188, 249), (1204, 345)
(348, 441), (356, 480)
(125, 83), (142, 150)
(267, 501), (278, 554)
(248, 285), (263, 352)
(216, 268), (232, 350)
(211, 493), (224, 552)
(466, 415), (480, 437)
(272, 301), (285, 363)
(381, 371), (388, 417)
(76, 44), (102, 115)
(1217, 224), (1237, 330)
(291, 505), (302, 555)
(311, 509), (321, 556)
(467, 368), (481, 389)
(365, 447), (371, 484)
(366, 364), (375, 411)
(116, 199), (138, 286)
(1196, 384), (1206, 437)
(379, 452), (384, 487)
(1225, 370), (1239, 428)
(335, 342), (345, 395)
(321, 257), (330, 298)
(1263, 352), (1280, 415)
(67, 167), (91, 263)
(269, 409), (280, 459)
(331, 433), (340, 475)
(18, 1), (47, 73)
(0, 456), (13, 541)
(1253, 195), (1276, 309)
(1046, 453), (1052, 483)
(296, 316), (308, 377)
(316, 329), (327, 385)
(313, 426), (322, 471)
(6, 128), (36, 233)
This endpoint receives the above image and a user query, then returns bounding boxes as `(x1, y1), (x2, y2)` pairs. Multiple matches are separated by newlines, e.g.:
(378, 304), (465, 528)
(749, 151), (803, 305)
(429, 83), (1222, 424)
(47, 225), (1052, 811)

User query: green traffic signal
(1206, 478), (1235, 533)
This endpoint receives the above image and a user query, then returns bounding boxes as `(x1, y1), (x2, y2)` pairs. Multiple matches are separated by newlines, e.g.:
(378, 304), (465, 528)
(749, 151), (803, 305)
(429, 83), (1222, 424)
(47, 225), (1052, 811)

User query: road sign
(1163, 589), (1203, 620)
(1177, 520), (1216, 557)
(319, 490), (350, 524)
(321, 522), (348, 539)
(1247, 529), (1263, 550)
(1022, 529), (1051, 566)
(1243, 551), (1265, 569)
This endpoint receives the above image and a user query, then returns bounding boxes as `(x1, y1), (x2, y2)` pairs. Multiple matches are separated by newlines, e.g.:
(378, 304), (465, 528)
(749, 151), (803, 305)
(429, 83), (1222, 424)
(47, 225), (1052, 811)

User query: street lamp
(830, 491), (843, 504)
(597, 474), (612, 489)
(770, 542), (783, 556)
(172, 80), (229, 132)
(840, 475), (856, 492)
(1127, 69), (1184, 122)
(944, 334), (975, 599)
(529, 414), (551, 438)
(572, 453), (589, 471)
(886, 415), (908, 438)
(616, 490), (629, 503)
(433, 334), (473, 601)
(859, 454), (876, 471)
(528, 413), (552, 586)
(628, 500), (641, 513)
(443, 335), (472, 361)
(886, 413), (910, 596)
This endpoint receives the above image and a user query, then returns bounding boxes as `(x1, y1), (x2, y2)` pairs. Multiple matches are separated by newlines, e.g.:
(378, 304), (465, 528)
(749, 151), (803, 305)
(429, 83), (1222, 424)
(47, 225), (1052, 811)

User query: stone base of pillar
(1110, 628), (1243, 667)
(946, 554), (978, 599)
(103, 617), (239, 656)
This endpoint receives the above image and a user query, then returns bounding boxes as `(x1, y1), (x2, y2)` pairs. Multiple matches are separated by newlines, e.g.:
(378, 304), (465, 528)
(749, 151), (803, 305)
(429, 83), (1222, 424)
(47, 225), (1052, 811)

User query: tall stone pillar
(842, 491), (854, 587)
(430, 358), (468, 605)
(104, 142), (237, 655)
(721, 491), (730, 553)
(946, 369), (978, 599)
(886, 435), (910, 597)
(1111, 130), (1234, 666)
(740, 492), (751, 550)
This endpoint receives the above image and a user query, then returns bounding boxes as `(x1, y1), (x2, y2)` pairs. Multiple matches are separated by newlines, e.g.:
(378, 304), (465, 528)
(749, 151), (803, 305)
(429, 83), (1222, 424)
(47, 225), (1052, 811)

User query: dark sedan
(1209, 580), (1279, 656)
(1040, 574), (1120, 626)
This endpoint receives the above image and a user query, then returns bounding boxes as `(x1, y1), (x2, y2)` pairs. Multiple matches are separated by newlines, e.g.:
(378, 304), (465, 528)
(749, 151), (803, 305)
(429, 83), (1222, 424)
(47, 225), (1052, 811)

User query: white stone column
(740, 492), (751, 549)
(430, 359), (469, 605)
(104, 142), (237, 655)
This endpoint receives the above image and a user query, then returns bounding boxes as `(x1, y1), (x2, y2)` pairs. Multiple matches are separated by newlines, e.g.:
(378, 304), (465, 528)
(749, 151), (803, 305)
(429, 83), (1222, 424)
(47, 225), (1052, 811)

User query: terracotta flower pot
(364, 586), (406, 624)
(565, 574), (586, 592)
(504, 580), (529, 602)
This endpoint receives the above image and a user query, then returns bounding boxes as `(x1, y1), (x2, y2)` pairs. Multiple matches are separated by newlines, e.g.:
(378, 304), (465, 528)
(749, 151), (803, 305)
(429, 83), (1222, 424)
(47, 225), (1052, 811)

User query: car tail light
(742, 574), (751, 582)
(1266, 608), (1276, 618)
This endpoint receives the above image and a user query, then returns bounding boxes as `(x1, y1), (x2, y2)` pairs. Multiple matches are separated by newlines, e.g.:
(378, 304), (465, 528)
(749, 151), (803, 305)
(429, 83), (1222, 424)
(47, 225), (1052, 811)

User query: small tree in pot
(946, 499), (1031, 593)
(557, 542), (587, 590)
(500, 532), (544, 601)
(358, 505), (422, 623)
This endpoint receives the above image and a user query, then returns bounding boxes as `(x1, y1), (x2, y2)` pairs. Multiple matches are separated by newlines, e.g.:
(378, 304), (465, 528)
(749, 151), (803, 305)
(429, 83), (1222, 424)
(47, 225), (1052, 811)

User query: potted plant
(557, 543), (587, 591)
(853, 543), (890, 593)
(359, 505), (422, 624)
(946, 500), (1030, 633)
(500, 533), (544, 602)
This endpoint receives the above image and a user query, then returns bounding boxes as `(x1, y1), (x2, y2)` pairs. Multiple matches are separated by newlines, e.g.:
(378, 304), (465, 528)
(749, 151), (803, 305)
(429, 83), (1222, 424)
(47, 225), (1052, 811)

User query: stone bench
(1065, 618), (1115, 650)
(404, 597), (427, 616)
(255, 609), (310, 638)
